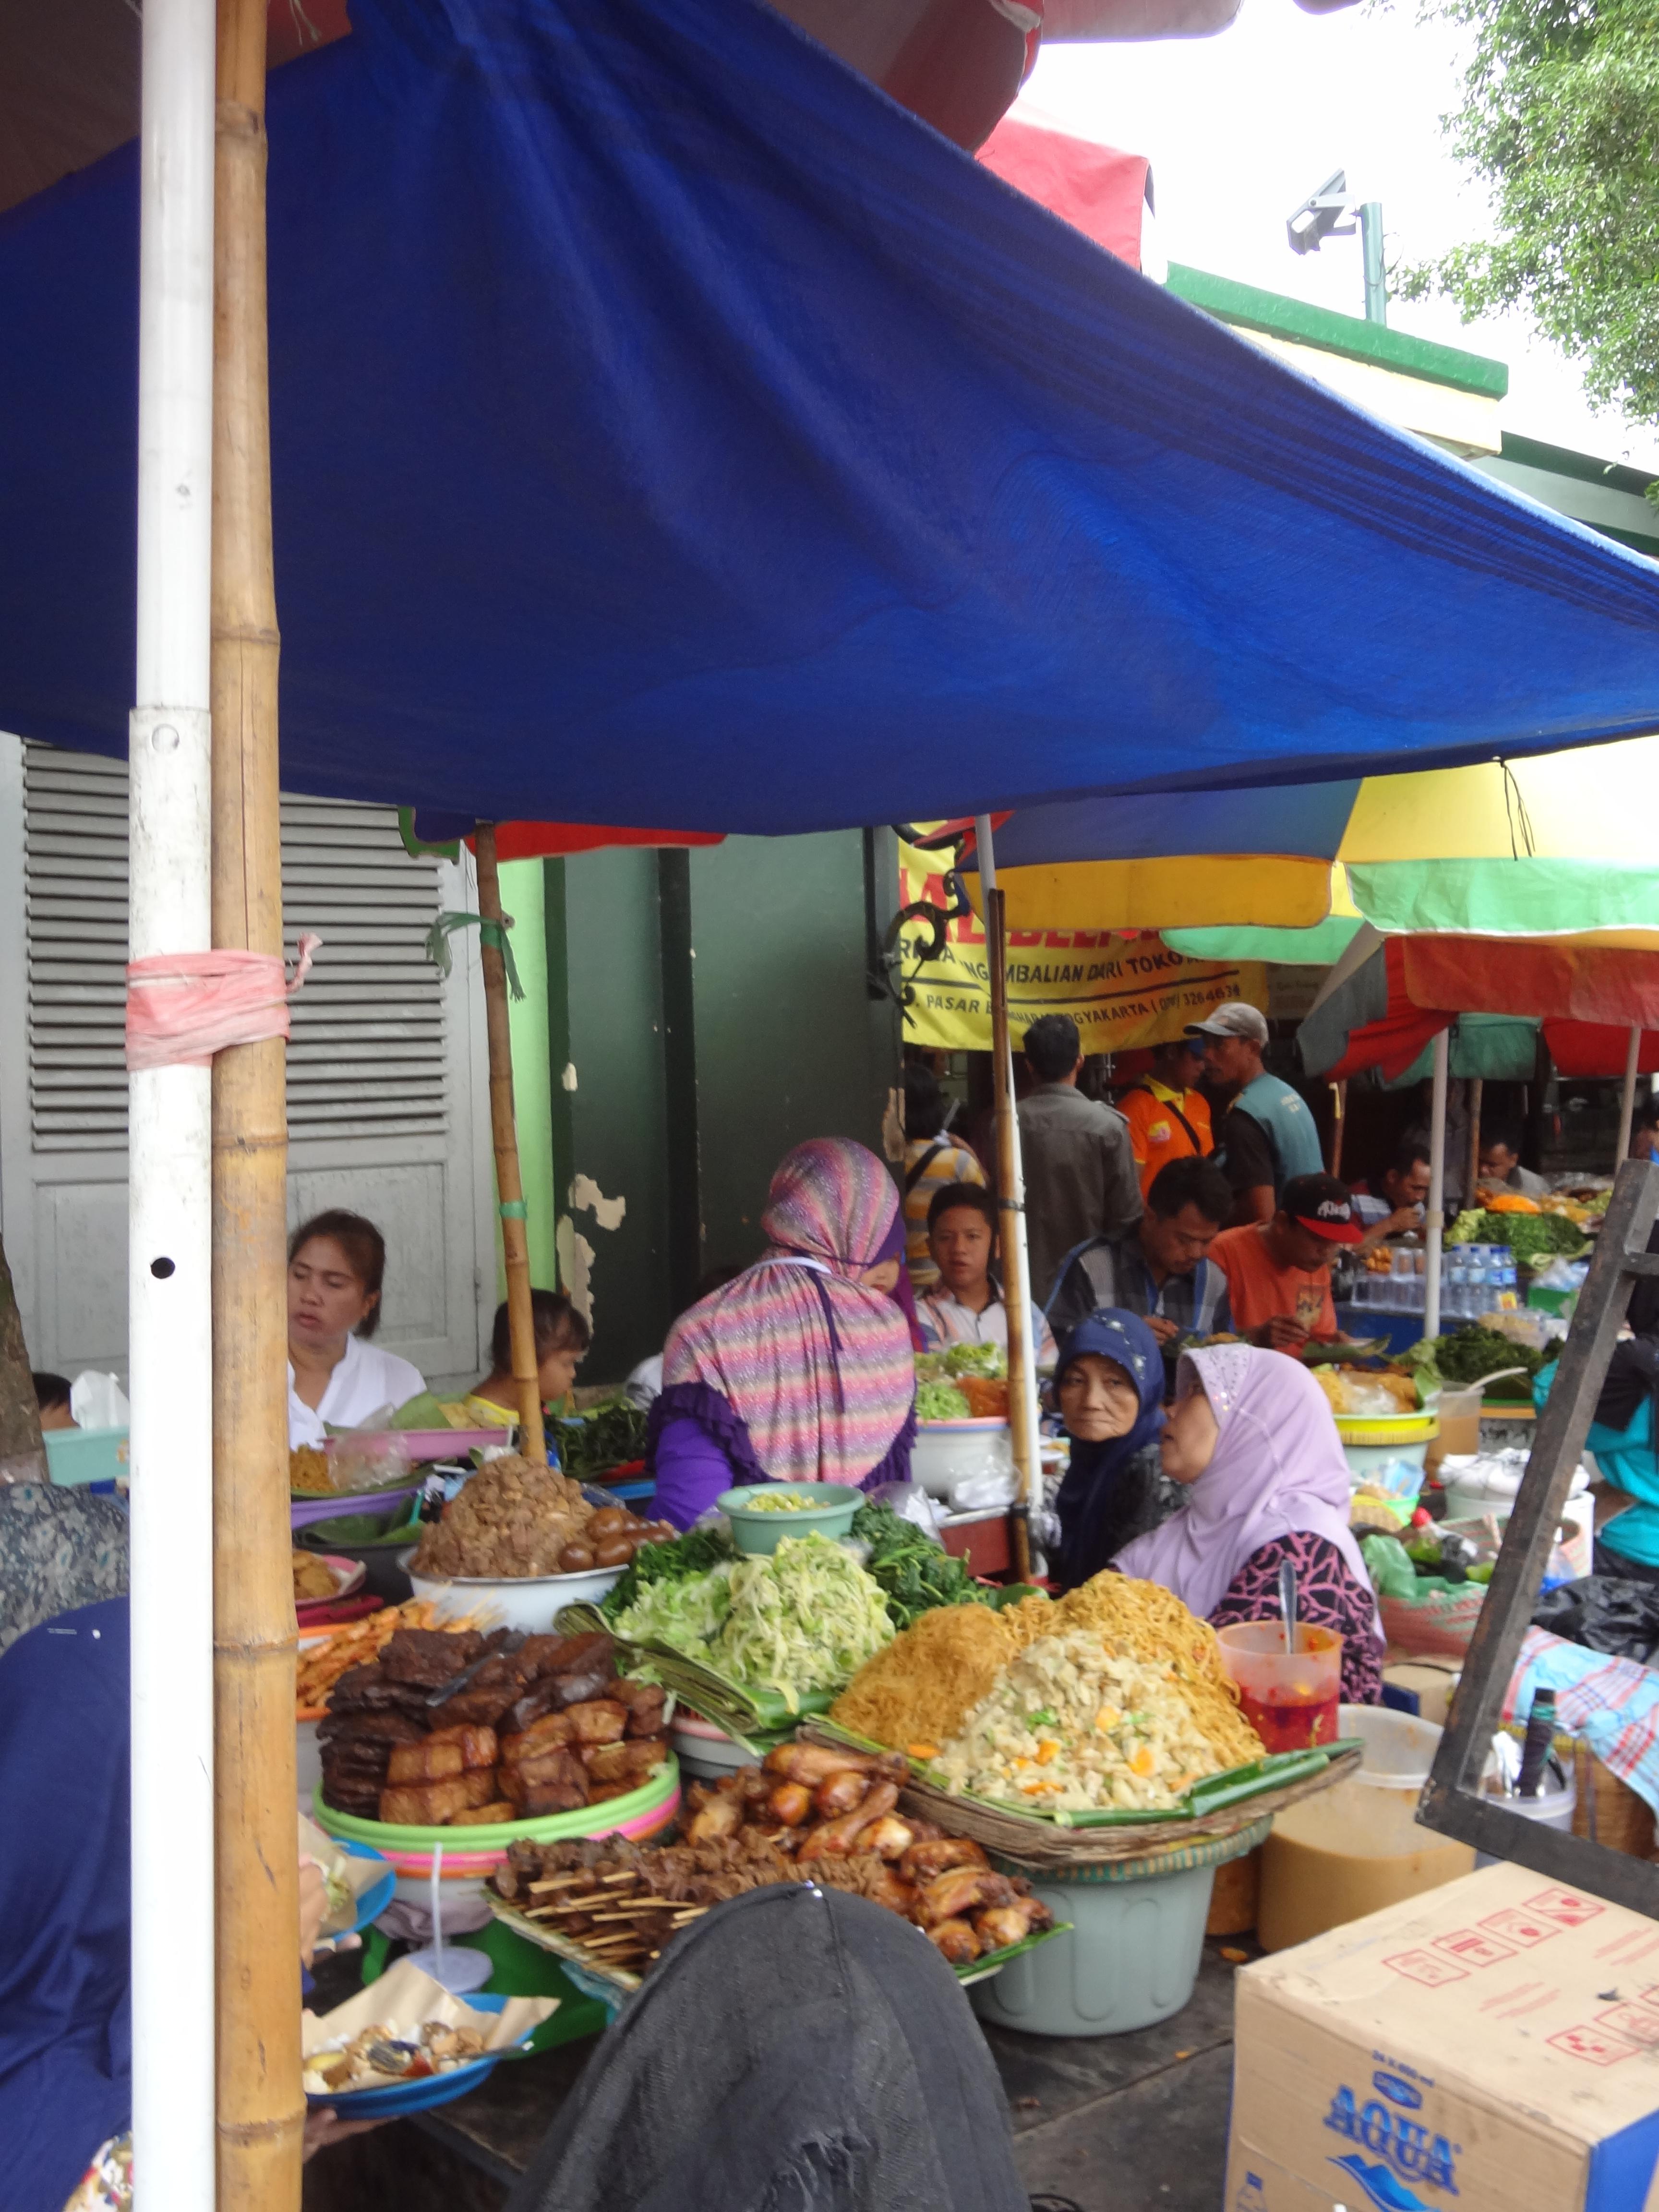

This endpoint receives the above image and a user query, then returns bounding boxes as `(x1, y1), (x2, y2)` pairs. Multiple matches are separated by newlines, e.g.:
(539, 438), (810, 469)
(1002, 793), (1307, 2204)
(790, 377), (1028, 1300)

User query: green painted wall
(532, 830), (903, 1386)
(688, 833), (901, 1277)
(496, 857), (557, 1304)
(555, 848), (676, 1381)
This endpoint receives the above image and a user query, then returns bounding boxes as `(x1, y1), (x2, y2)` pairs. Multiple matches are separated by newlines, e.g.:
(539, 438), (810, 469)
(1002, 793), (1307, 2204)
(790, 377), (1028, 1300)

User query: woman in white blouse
(286, 1210), (425, 1448)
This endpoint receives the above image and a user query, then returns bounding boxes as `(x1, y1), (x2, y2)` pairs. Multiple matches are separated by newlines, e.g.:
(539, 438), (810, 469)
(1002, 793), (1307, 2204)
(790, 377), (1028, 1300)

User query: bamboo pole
(1328, 1080), (1346, 1178)
(1466, 1076), (1483, 1211)
(475, 822), (547, 1464)
(978, 832), (1034, 1583)
(1617, 1028), (1642, 1169)
(211, 0), (302, 2202)
(1425, 1029), (1449, 1339)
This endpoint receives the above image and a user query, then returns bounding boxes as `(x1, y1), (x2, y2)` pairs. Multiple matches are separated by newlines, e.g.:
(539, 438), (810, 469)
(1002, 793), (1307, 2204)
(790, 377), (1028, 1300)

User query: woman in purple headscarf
(1114, 1343), (1383, 1705)
(645, 1139), (918, 1529)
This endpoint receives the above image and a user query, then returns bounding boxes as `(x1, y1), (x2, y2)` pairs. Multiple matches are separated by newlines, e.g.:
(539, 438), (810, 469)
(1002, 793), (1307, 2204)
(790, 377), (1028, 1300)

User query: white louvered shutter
(5, 740), (489, 1385)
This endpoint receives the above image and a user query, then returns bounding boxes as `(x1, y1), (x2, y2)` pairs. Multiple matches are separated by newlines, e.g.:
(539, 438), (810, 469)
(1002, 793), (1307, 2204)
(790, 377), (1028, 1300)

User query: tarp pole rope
(128, 0), (217, 2197)
(978, 813), (1036, 1583)
(1426, 1029), (1450, 1339)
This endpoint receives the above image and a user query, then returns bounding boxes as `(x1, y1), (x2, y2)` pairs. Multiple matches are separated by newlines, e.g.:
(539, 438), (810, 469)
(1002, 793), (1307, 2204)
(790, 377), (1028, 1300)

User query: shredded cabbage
(708, 1534), (894, 1712)
(611, 1560), (735, 1654)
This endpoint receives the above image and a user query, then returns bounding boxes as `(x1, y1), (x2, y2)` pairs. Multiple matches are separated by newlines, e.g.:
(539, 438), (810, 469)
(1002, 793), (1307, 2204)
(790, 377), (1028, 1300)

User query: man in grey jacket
(1016, 1013), (1142, 1311)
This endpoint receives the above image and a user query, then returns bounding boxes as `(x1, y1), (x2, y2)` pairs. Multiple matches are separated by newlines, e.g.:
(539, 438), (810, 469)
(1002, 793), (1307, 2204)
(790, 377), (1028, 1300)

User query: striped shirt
(902, 1134), (988, 1294)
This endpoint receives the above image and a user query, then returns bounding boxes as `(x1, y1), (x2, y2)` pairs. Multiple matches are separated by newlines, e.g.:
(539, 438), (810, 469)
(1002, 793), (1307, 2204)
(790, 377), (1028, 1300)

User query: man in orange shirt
(1118, 1038), (1213, 1202)
(1209, 1174), (1363, 1353)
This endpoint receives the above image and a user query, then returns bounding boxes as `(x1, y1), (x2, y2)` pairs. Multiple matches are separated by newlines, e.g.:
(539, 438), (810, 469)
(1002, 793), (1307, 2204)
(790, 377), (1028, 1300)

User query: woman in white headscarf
(1114, 1343), (1383, 1704)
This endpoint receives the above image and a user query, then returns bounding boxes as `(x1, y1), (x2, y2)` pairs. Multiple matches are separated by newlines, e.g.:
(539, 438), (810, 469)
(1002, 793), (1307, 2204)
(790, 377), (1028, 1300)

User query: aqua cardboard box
(1227, 1860), (1659, 2212)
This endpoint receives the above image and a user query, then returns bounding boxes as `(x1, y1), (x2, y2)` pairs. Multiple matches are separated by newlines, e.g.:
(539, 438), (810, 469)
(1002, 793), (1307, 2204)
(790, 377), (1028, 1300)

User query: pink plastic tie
(125, 934), (322, 1071)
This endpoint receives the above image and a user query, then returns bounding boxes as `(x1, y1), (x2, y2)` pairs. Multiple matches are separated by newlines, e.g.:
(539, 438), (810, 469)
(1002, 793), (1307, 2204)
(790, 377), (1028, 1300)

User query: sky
(1015, 0), (1659, 473)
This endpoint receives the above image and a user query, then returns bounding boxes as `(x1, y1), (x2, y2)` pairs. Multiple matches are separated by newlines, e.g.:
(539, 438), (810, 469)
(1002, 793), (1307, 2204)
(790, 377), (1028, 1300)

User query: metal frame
(1420, 1157), (1659, 1907)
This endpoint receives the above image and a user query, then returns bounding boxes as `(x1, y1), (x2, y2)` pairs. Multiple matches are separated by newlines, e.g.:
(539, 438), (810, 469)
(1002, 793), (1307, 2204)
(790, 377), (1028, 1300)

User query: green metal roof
(1166, 265), (1509, 399)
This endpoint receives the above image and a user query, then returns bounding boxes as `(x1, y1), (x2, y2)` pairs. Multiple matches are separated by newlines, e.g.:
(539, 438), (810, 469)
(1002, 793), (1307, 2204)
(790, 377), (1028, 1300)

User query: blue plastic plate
(304, 1991), (530, 2115)
(339, 1840), (395, 1936)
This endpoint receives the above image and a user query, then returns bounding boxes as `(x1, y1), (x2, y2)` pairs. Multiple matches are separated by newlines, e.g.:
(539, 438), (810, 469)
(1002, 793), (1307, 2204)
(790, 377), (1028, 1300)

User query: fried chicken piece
(763, 1743), (900, 1788)
(927, 1918), (982, 1964)
(974, 1898), (1053, 1950)
(899, 1837), (988, 1886)
(915, 1866), (1015, 1927)
(686, 1796), (743, 1844)
(796, 1781), (899, 1860)
(855, 1815), (914, 1862)
(767, 1782), (813, 1827)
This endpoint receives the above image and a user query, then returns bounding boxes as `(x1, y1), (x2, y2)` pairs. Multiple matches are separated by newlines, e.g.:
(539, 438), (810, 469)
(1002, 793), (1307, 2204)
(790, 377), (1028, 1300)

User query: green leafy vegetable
(915, 1344), (1007, 1383)
(916, 1381), (973, 1421)
(553, 1394), (650, 1482)
(1402, 1325), (1544, 1399)
(1442, 1210), (1588, 1264)
(850, 1500), (997, 1627)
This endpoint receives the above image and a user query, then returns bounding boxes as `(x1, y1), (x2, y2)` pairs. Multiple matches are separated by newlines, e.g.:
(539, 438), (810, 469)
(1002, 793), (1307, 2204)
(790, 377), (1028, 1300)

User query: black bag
(1532, 1575), (1659, 1664)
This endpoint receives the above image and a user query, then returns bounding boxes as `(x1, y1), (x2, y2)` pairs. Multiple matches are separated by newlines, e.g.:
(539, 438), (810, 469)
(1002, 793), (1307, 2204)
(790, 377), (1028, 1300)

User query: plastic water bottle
(1445, 1262), (1466, 1320)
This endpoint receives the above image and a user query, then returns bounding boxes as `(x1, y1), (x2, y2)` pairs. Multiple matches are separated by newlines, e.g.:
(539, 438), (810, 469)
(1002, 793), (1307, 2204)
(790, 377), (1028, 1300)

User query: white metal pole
(1617, 1027), (1642, 1169)
(976, 816), (1044, 1497)
(132, 0), (216, 2200)
(1425, 1028), (1449, 1339)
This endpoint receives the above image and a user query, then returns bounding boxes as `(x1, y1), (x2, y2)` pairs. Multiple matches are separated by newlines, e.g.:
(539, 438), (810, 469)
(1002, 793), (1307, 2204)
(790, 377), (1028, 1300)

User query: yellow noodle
(833, 1574), (1263, 1774)
(829, 1603), (1017, 1751)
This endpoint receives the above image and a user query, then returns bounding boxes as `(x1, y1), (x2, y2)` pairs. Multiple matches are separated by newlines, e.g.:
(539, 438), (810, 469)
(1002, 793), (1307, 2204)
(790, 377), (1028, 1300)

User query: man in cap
(1209, 1173), (1364, 1353)
(1188, 1001), (1324, 1226)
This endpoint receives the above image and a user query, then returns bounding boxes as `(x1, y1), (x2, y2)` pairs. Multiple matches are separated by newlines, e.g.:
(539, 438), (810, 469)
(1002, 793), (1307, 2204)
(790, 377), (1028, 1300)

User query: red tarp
(1324, 938), (1659, 1084)
(976, 116), (1149, 267)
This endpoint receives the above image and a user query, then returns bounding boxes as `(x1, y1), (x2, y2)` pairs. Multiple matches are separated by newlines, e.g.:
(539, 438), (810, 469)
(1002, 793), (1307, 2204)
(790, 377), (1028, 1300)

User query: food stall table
(298, 1937), (1251, 2212)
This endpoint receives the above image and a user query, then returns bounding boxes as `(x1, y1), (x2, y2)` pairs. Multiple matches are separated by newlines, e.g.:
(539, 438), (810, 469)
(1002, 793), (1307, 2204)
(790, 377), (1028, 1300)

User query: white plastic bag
(70, 1370), (131, 1430)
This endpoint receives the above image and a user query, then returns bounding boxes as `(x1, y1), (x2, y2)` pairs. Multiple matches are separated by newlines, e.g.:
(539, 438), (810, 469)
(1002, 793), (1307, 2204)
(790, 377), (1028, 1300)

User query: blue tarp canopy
(3, 0), (1659, 835)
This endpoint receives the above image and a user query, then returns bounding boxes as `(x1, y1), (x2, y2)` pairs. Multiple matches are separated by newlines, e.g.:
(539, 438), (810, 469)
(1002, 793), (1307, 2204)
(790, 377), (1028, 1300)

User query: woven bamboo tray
(800, 1720), (1359, 1869)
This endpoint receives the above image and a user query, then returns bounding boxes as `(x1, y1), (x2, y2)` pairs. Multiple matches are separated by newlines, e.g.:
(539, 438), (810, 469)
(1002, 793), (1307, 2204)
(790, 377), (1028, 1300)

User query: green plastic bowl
(311, 1755), (681, 1853)
(717, 1483), (860, 1555)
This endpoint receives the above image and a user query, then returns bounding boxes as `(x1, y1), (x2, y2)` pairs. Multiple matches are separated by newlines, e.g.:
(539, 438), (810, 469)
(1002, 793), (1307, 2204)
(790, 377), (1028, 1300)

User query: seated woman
(1540, 1228), (1659, 1583)
(287, 1210), (425, 1448)
(646, 1138), (917, 1529)
(1049, 1310), (1178, 1590)
(467, 1290), (592, 1432)
(1115, 1343), (1383, 1705)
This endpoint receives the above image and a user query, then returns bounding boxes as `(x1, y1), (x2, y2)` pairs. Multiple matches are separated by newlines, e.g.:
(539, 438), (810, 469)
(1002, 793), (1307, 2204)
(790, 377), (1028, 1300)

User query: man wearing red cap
(1209, 1173), (1363, 1354)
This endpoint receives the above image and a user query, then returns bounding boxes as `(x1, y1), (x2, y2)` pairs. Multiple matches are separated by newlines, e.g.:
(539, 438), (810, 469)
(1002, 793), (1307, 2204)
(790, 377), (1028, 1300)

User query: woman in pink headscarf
(646, 1139), (918, 1529)
(1114, 1343), (1383, 1705)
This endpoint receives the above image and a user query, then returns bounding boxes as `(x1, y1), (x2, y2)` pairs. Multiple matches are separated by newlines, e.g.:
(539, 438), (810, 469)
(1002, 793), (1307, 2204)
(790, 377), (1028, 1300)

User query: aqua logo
(1328, 2153), (1434, 2211)
(1325, 2086), (1458, 2199)
(1373, 2072), (1423, 2111)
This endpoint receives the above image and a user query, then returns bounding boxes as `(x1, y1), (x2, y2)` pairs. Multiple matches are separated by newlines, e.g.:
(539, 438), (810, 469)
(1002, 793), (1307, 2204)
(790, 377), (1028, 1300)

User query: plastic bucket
(971, 1822), (1268, 2039)
(1257, 1706), (1474, 1952)
(671, 1712), (758, 1780)
(910, 1419), (1011, 1501)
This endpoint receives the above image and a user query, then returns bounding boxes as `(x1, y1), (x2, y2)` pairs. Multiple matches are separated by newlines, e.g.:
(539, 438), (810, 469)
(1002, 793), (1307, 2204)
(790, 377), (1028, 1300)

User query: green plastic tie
(424, 910), (524, 1000)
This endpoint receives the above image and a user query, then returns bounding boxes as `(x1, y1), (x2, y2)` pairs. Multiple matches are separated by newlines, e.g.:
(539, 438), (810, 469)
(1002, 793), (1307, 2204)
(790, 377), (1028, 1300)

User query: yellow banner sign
(898, 841), (1268, 1054)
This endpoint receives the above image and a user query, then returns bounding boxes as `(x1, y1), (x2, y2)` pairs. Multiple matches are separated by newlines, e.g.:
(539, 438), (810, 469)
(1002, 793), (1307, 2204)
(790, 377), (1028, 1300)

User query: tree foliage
(1400, 0), (1659, 423)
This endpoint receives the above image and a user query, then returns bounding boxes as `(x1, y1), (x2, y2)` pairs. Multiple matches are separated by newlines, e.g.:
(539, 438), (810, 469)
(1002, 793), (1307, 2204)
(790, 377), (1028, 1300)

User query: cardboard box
(1226, 1861), (1659, 2212)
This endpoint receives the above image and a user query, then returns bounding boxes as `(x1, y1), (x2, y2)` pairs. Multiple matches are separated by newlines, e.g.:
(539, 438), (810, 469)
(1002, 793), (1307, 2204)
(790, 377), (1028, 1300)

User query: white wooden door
(0, 737), (493, 1392)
